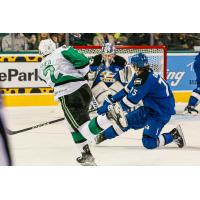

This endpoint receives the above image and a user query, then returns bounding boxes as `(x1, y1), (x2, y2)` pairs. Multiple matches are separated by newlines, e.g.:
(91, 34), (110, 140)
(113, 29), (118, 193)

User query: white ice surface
(4, 103), (200, 166)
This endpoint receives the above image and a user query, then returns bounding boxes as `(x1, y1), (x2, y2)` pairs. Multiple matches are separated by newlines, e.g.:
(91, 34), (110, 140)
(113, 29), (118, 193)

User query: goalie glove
(97, 95), (115, 115)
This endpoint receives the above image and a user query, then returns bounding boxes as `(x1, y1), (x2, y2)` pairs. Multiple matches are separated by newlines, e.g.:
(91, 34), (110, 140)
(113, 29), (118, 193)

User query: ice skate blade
(78, 161), (97, 166)
(176, 125), (186, 148)
(182, 111), (199, 116)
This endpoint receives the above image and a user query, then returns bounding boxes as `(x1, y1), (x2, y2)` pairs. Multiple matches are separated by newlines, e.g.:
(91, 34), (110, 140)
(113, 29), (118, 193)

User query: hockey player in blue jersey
(184, 52), (200, 114)
(96, 53), (186, 149)
(88, 43), (132, 105)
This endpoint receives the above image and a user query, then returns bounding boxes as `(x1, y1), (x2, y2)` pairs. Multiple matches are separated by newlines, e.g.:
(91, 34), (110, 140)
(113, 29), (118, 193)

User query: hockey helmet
(39, 39), (56, 56)
(130, 53), (149, 68)
(102, 43), (116, 55)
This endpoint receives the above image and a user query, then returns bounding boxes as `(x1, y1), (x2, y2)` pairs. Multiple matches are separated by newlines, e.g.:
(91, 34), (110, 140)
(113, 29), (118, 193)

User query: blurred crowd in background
(0, 33), (200, 52)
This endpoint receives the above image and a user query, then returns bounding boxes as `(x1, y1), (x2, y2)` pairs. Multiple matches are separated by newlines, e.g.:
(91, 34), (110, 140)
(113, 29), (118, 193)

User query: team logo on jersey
(134, 78), (142, 85)
(100, 71), (115, 83)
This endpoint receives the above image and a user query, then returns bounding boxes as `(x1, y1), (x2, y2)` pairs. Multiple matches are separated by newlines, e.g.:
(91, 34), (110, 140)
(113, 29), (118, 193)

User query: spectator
(69, 33), (94, 46)
(171, 33), (194, 50)
(113, 33), (128, 45)
(57, 33), (65, 46)
(159, 33), (173, 48)
(81, 33), (95, 45)
(187, 33), (200, 47)
(127, 33), (150, 45)
(0, 33), (8, 51)
(38, 33), (49, 42)
(153, 33), (165, 45)
(2, 33), (28, 52)
(27, 34), (39, 50)
(93, 33), (115, 45)
(50, 33), (59, 47)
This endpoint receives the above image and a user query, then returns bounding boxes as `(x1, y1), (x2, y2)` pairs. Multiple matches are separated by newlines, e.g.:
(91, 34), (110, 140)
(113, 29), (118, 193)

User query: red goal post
(74, 45), (167, 80)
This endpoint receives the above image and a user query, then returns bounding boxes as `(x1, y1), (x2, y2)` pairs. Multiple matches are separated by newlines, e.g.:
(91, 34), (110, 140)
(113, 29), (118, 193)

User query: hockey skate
(95, 133), (107, 144)
(76, 144), (97, 166)
(171, 125), (186, 148)
(184, 105), (198, 115)
(106, 102), (128, 129)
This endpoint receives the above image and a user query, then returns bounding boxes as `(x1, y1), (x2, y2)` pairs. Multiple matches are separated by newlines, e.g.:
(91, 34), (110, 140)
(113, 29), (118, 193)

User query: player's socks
(95, 112), (126, 144)
(158, 133), (173, 146)
(71, 131), (87, 144)
(188, 96), (198, 107)
(78, 115), (112, 142)
(95, 126), (120, 144)
(185, 91), (200, 114)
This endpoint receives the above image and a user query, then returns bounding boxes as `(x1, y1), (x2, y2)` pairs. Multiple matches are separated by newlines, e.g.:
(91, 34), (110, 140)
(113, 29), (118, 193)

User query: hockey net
(74, 45), (167, 79)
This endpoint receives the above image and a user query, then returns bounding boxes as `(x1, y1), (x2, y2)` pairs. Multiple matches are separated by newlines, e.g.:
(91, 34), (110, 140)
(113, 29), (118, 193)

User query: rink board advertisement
(0, 62), (46, 88)
(0, 54), (56, 106)
(0, 52), (198, 106)
(167, 53), (197, 91)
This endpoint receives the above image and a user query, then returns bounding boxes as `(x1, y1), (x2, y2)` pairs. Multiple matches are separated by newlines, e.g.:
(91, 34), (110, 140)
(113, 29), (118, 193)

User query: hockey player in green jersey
(38, 39), (127, 166)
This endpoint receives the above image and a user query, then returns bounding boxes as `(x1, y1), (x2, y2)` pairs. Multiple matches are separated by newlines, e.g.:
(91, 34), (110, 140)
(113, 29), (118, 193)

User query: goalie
(88, 43), (133, 106)
(88, 43), (134, 139)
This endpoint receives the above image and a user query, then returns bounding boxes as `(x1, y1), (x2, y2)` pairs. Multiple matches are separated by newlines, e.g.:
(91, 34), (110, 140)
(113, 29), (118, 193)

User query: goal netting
(75, 45), (167, 79)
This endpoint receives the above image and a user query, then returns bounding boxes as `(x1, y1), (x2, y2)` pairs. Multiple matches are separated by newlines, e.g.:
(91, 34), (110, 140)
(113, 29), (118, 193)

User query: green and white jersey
(39, 45), (90, 100)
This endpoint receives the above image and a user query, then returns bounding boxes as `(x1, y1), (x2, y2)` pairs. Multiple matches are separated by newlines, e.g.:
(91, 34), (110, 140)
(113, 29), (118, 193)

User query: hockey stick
(7, 117), (65, 135)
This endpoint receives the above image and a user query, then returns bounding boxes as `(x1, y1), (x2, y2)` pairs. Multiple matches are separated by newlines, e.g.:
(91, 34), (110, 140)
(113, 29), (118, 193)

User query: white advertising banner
(0, 62), (46, 88)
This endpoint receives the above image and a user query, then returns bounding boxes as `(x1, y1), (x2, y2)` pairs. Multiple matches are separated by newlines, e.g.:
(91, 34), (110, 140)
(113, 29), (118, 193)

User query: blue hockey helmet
(102, 43), (116, 55)
(130, 53), (149, 68)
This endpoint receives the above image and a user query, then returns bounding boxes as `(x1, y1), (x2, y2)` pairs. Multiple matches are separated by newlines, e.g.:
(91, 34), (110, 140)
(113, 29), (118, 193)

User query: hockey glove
(97, 95), (115, 115)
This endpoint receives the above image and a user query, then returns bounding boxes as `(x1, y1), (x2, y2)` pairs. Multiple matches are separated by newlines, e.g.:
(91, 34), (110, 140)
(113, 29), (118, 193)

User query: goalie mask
(39, 39), (56, 57)
(102, 43), (116, 67)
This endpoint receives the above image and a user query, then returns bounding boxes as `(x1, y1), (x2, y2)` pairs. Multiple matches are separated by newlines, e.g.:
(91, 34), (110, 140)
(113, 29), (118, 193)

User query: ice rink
(4, 103), (200, 166)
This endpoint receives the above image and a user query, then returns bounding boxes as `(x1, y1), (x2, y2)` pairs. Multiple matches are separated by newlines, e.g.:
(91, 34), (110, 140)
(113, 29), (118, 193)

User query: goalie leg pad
(109, 81), (124, 95)
(119, 66), (134, 84)
(92, 82), (111, 105)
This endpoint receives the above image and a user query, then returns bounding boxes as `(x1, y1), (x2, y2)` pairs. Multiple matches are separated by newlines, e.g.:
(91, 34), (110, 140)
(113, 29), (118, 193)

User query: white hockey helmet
(39, 39), (56, 56)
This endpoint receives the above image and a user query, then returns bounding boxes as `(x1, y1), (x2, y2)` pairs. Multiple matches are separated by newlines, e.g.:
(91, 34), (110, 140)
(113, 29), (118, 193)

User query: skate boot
(184, 105), (198, 114)
(170, 125), (186, 148)
(95, 133), (107, 144)
(107, 102), (128, 129)
(76, 144), (97, 166)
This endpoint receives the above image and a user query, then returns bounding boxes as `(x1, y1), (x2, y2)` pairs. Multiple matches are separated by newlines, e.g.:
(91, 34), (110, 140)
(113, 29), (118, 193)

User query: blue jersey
(90, 54), (127, 87)
(193, 52), (200, 87)
(90, 65), (125, 87)
(113, 70), (176, 120)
